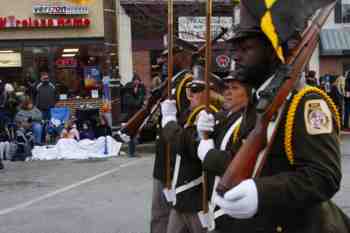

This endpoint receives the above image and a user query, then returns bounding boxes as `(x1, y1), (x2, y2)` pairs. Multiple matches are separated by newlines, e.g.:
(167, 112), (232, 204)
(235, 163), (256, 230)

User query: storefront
(121, 0), (236, 88)
(319, 28), (350, 76)
(0, 0), (119, 125)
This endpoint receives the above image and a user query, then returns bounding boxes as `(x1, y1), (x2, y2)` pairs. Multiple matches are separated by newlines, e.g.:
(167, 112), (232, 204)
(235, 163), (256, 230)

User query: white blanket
(31, 136), (122, 160)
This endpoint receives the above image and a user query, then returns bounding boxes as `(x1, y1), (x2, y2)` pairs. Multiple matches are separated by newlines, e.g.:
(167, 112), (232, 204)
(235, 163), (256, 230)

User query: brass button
(276, 226), (283, 232)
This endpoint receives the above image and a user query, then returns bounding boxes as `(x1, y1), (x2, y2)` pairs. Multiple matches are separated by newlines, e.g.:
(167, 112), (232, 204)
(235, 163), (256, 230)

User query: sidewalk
(340, 132), (350, 156)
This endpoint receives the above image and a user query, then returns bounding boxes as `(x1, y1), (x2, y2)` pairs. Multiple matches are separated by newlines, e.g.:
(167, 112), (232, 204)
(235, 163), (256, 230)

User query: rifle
(216, 2), (336, 194)
(120, 28), (228, 138)
(202, 0), (213, 217)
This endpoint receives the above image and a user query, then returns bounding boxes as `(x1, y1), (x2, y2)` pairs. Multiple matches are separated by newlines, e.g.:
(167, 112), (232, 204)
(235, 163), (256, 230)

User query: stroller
(45, 107), (71, 144)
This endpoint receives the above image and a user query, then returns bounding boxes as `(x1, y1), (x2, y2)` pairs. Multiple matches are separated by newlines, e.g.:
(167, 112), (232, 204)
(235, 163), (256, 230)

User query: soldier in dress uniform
(160, 65), (222, 233)
(195, 2), (350, 233)
(195, 71), (251, 232)
(150, 45), (195, 233)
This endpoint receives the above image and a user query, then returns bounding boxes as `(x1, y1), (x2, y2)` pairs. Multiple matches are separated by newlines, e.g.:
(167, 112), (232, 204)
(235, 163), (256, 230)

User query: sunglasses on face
(188, 85), (205, 94)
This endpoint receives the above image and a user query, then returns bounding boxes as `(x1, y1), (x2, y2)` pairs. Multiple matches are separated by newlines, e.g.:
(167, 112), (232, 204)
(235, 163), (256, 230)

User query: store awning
(320, 29), (350, 56)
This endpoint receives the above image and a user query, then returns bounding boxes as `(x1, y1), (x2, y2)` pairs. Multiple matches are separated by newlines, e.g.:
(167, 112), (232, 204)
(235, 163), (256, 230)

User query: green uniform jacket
(202, 110), (245, 229)
(203, 91), (350, 233)
(152, 69), (191, 183)
(162, 108), (203, 213)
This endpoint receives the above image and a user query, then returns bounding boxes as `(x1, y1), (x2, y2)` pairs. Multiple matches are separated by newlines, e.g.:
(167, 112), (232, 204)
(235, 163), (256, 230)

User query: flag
(241, 0), (336, 63)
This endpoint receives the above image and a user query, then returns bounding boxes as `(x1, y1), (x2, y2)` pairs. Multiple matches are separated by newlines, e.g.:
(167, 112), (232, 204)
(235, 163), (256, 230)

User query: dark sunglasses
(189, 85), (205, 93)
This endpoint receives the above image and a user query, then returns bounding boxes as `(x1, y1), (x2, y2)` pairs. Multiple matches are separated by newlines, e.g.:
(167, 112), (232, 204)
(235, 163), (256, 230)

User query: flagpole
(166, 0), (174, 190)
(202, 0), (213, 216)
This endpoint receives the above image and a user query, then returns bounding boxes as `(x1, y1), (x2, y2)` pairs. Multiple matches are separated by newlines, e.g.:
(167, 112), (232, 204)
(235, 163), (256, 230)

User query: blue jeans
(32, 122), (43, 145)
(41, 110), (51, 121)
(344, 98), (350, 128)
(128, 137), (137, 157)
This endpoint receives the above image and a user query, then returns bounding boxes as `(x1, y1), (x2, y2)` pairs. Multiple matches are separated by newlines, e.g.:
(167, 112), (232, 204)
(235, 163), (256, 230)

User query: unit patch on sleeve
(304, 99), (332, 135)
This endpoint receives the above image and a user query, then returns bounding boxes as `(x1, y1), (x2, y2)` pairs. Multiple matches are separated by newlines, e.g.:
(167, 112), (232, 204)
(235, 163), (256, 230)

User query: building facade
(313, 0), (350, 77)
(0, 0), (121, 125)
(119, 0), (237, 89)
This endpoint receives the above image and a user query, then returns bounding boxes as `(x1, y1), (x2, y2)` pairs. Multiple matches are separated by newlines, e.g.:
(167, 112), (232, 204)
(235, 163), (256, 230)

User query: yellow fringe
(284, 87), (341, 165)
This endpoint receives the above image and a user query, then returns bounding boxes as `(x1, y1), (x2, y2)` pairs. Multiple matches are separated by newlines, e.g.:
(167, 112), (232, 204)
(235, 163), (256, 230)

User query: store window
(55, 44), (105, 99)
(0, 43), (105, 100)
(0, 48), (23, 84)
(335, 0), (350, 23)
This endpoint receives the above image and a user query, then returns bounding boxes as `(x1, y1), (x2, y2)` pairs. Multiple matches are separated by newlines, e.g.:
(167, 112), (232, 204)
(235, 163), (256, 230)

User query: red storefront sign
(56, 58), (78, 68)
(0, 16), (90, 29)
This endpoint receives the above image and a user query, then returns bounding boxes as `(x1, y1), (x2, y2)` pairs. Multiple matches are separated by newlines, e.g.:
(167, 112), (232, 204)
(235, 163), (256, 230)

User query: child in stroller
(45, 107), (71, 144)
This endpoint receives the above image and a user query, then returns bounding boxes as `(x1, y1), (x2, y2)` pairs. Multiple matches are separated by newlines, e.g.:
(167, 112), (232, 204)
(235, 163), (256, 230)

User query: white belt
(169, 154), (202, 205)
(175, 177), (202, 194)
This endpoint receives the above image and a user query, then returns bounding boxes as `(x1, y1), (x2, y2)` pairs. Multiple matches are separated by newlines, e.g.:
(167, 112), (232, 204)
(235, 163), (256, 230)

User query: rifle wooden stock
(120, 28), (228, 138)
(216, 2), (336, 195)
(120, 91), (161, 137)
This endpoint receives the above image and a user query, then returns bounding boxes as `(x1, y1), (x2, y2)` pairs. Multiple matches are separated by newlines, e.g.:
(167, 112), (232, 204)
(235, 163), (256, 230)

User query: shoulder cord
(232, 122), (241, 144)
(176, 73), (192, 111)
(284, 86), (341, 165)
(185, 104), (219, 127)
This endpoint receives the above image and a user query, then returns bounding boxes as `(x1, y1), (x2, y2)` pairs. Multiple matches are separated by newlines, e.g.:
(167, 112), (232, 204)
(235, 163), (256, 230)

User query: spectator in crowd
(305, 70), (318, 86)
(344, 71), (350, 129)
(152, 74), (162, 89)
(320, 74), (333, 94)
(123, 73), (146, 157)
(95, 115), (112, 138)
(0, 81), (15, 127)
(157, 51), (168, 82)
(34, 69), (57, 120)
(60, 120), (80, 140)
(24, 71), (37, 99)
(334, 74), (346, 128)
(12, 118), (34, 161)
(15, 96), (43, 145)
(0, 121), (13, 162)
(0, 122), (9, 169)
(80, 121), (95, 140)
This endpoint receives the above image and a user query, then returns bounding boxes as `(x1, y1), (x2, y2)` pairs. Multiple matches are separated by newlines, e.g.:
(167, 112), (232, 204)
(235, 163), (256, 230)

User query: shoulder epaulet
(284, 86), (340, 165)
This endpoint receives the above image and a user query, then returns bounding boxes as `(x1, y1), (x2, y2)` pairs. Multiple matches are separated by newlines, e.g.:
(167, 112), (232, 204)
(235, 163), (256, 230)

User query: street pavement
(0, 144), (349, 233)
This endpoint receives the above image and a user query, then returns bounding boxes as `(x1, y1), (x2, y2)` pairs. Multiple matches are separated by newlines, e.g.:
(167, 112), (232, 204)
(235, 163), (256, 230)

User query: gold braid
(176, 74), (192, 111)
(284, 86), (341, 165)
(186, 104), (219, 127)
(232, 122), (241, 144)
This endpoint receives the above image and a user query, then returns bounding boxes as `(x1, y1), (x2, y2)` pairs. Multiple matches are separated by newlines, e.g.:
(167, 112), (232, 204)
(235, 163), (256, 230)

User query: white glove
(117, 131), (131, 143)
(197, 139), (214, 161)
(214, 179), (258, 219)
(161, 99), (177, 128)
(197, 110), (215, 139)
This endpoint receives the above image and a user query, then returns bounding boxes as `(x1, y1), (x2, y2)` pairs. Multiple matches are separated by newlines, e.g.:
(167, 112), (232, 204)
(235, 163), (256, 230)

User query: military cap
(186, 65), (206, 91)
(222, 70), (246, 83)
(228, 2), (265, 42)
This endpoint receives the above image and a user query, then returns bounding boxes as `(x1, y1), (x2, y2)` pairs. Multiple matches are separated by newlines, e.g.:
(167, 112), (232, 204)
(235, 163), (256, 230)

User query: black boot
(0, 160), (4, 169)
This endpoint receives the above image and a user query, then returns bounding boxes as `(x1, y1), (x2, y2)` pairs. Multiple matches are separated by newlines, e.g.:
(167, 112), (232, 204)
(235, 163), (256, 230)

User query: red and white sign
(0, 16), (90, 29)
(216, 54), (230, 69)
(56, 58), (78, 68)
